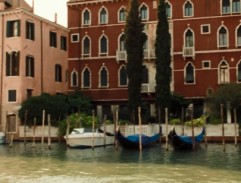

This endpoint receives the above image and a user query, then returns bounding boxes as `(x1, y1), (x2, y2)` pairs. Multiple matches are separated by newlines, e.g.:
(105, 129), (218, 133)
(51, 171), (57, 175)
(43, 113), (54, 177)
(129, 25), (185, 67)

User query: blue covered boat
(168, 127), (205, 150)
(117, 130), (160, 149)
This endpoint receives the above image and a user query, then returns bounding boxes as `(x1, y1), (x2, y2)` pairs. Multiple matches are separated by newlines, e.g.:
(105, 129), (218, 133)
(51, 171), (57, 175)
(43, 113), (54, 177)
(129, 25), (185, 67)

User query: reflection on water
(0, 143), (241, 183)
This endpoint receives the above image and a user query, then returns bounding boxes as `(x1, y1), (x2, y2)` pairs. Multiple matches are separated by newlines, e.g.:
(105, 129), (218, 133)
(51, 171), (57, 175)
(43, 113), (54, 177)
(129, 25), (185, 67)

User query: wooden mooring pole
(138, 107), (142, 151)
(41, 110), (45, 144)
(24, 110), (28, 145)
(234, 109), (237, 147)
(92, 110), (95, 150)
(221, 104), (225, 152)
(32, 118), (36, 148)
(165, 108), (168, 151)
(48, 114), (51, 149)
(114, 109), (119, 150)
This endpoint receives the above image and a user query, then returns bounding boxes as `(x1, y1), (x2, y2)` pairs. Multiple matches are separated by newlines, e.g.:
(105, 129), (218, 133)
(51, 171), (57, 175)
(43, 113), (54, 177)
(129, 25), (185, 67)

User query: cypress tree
(155, 0), (172, 122)
(125, 0), (147, 123)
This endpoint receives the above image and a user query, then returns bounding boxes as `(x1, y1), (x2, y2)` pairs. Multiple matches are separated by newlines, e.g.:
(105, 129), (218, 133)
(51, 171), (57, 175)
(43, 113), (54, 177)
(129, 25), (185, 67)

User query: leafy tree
(19, 91), (92, 126)
(67, 90), (92, 115)
(19, 93), (68, 126)
(155, 0), (172, 122)
(125, 0), (147, 123)
(206, 83), (241, 123)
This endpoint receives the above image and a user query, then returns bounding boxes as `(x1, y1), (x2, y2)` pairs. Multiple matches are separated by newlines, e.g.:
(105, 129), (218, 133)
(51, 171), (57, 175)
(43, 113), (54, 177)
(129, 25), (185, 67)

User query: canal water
(0, 143), (241, 183)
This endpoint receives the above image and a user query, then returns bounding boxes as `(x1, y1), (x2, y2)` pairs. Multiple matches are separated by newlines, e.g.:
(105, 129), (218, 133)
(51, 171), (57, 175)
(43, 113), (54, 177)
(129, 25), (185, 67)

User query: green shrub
(58, 113), (99, 137)
(185, 115), (206, 127)
(170, 118), (181, 125)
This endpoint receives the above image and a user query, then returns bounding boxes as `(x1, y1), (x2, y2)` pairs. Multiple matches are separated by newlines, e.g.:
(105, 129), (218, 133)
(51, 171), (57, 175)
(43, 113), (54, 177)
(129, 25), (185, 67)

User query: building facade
(67, 0), (241, 121)
(0, 0), (68, 133)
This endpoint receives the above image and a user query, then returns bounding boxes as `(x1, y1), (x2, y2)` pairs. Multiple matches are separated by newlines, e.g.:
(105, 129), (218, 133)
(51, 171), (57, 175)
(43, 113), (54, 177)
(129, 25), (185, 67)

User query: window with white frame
(82, 67), (91, 88)
(119, 7), (126, 22)
(222, 0), (230, 14)
(185, 63), (195, 84)
(83, 9), (90, 26)
(232, 0), (240, 13)
(237, 61), (241, 82)
(140, 4), (148, 21)
(142, 65), (149, 84)
(219, 61), (229, 83)
(99, 66), (108, 87)
(71, 34), (79, 43)
(119, 65), (127, 86)
(119, 34), (126, 51)
(71, 70), (78, 87)
(99, 7), (108, 24)
(201, 24), (210, 34)
(100, 35), (108, 55)
(165, 2), (171, 18)
(218, 26), (228, 47)
(236, 25), (241, 46)
(202, 60), (211, 69)
(185, 29), (194, 47)
(184, 1), (193, 17)
(82, 36), (90, 56)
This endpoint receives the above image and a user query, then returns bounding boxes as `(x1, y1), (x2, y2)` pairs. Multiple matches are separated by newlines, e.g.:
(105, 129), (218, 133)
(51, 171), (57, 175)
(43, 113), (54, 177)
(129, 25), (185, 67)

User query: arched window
(185, 29), (194, 47)
(82, 67), (91, 88)
(184, 1), (193, 17)
(6, 51), (19, 76)
(165, 2), (171, 18)
(236, 26), (241, 46)
(82, 36), (90, 56)
(83, 9), (90, 25)
(219, 61), (229, 83)
(71, 70), (78, 87)
(99, 66), (108, 87)
(119, 7), (126, 22)
(100, 35), (108, 55)
(237, 61), (241, 82)
(55, 64), (62, 82)
(119, 34), (126, 51)
(119, 65), (127, 86)
(99, 7), (108, 24)
(222, 0), (230, 14)
(142, 65), (149, 84)
(218, 26), (228, 47)
(140, 4), (148, 21)
(185, 63), (194, 84)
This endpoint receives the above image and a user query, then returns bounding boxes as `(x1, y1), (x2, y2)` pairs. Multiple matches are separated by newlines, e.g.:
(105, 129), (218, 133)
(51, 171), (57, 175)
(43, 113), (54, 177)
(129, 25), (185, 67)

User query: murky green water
(0, 142), (240, 183)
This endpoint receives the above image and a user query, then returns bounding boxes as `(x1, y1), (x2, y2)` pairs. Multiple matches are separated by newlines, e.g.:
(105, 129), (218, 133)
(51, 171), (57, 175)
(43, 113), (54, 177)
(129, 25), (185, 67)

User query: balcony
(144, 49), (155, 60)
(183, 46), (195, 59)
(141, 83), (155, 94)
(116, 49), (156, 63)
(116, 50), (127, 63)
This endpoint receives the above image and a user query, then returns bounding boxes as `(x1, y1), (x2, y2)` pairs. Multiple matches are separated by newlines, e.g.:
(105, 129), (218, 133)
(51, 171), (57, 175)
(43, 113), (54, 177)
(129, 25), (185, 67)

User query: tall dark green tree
(125, 0), (147, 123)
(155, 0), (172, 122)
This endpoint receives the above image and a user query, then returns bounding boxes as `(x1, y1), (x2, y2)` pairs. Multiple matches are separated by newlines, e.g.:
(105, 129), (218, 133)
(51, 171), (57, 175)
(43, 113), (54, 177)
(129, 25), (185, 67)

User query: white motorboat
(0, 132), (6, 144)
(64, 128), (115, 148)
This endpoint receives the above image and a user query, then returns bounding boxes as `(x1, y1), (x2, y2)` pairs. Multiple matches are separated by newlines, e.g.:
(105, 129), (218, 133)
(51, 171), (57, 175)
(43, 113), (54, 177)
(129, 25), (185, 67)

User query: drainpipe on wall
(40, 20), (43, 93)
(0, 14), (4, 131)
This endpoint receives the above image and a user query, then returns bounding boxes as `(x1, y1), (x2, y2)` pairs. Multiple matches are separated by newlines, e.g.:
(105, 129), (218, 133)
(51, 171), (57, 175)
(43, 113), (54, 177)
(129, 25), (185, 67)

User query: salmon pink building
(0, 0), (68, 134)
(67, 0), (241, 121)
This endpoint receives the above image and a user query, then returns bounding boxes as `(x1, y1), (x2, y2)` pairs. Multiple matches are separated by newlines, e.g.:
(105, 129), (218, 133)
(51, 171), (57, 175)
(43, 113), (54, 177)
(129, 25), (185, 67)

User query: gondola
(168, 126), (205, 150)
(116, 129), (160, 149)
